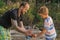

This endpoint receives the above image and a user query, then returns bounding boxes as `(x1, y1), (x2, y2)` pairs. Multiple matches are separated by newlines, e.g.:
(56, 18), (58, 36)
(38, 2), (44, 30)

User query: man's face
(22, 4), (30, 14)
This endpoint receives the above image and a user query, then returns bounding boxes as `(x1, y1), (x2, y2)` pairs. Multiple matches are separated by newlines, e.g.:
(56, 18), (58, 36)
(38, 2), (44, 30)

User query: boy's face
(39, 13), (47, 19)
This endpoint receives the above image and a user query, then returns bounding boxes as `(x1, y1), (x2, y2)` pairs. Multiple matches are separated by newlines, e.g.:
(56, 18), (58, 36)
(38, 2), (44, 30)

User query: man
(0, 2), (33, 40)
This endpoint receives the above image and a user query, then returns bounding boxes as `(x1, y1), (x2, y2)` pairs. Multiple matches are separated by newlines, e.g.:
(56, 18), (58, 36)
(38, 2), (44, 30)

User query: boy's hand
(36, 32), (45, 39)
(37, 32), (43, 37)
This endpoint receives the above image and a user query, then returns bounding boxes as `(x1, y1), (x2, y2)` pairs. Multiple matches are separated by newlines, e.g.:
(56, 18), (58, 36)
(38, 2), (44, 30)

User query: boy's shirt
(44, 16), (57, 38)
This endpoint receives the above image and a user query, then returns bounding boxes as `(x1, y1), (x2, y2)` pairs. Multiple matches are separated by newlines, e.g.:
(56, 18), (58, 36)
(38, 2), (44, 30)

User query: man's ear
(18, 6), (24, 17)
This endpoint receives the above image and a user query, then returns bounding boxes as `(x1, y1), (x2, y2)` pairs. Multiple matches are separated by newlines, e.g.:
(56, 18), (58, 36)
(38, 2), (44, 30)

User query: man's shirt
(0, 8), (23, 29)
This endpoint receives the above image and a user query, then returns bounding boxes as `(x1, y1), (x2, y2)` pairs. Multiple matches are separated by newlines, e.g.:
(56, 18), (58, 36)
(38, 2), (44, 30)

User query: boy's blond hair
(38, 6), (49, 15)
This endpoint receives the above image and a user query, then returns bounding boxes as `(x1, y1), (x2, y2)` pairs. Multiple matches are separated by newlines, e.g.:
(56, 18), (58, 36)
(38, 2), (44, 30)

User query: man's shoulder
(10, 8), (18, 15)
(11, 8), (18, 13)
(10, 8), (19, 20)
(4, 8), (18, 15)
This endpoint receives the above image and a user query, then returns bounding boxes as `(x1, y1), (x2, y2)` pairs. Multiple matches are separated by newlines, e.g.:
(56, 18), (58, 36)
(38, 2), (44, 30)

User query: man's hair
(38, 6), (49, 14)
(19, 2), (29, 7)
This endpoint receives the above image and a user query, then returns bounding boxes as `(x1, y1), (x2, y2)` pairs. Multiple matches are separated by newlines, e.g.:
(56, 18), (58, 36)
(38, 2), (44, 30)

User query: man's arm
(11, 18), (27, 34)
(11, 18), (33, 36)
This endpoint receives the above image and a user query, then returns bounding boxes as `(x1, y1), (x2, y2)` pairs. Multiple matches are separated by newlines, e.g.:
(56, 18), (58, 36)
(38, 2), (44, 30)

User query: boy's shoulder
(45, 16), (53, 22)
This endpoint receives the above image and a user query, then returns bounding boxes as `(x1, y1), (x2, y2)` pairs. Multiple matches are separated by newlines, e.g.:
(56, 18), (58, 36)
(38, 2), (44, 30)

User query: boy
(37, 6), (57, 40)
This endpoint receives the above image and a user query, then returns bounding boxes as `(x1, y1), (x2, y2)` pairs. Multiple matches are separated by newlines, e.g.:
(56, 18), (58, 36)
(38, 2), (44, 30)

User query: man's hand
(32, 34), (37, 38)
(25, 30), (33, 36)
(25, 30), (37, 38)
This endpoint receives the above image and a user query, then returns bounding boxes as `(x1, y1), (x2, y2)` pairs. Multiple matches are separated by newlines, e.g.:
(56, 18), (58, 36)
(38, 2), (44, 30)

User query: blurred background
(0, 0), (60, 40)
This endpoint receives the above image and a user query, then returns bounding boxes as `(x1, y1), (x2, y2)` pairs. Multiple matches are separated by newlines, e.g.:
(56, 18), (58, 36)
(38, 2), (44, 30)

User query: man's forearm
(16, 26), (27, 34)
(11, 19), (27, 34)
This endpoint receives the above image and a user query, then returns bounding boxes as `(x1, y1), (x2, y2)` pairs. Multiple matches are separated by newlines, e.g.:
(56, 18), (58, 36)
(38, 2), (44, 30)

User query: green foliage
(0, 2), (19, 14)
(23, 8), (34, 26)
(57, 13), (60, 20)
(0, 0), (60, 28)
(11, 0), (21, 3)
(11, 0), (16, 2)
(0, 0), (5, 8)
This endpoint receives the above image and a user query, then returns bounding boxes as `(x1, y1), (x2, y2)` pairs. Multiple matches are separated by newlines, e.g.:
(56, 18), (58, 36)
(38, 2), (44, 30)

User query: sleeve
(11, 19), (18, 27)
(17, 14), (23, 21)
(10, 9), (23, 26)
(44, 18), (52, 30)
(17, 17), (23, 21)
(10, 9), (19, 26)
(17, 16), (23, 26)
(10, 10), (17, 20)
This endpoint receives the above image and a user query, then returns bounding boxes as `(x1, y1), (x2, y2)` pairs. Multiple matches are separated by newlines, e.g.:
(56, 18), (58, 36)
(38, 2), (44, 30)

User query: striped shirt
(44, 16), (57, 38)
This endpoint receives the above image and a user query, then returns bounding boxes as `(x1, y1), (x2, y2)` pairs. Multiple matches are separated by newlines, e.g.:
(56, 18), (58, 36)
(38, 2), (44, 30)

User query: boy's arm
(37, 18), (51, 37)
(37, 28), (47, 37)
